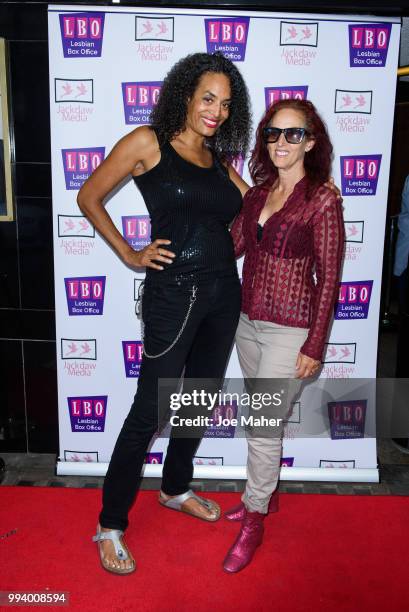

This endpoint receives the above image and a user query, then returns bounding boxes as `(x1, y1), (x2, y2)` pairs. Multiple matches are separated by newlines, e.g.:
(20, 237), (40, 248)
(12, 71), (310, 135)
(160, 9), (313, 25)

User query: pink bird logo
(72, 454), (80, 462)
(300, 26), (312, 42)
(80, 342), (92, 356)
(354, 94), (366, 109)
(341, 95), (352, 108)
(347, 224), (358, 237)
(61, 82), (73, 97)
(85, 455), (93, 462)
(157, 21), (168, 35)
(142, 20), (154, 35)
(78, 219), (89, 232)
(341, 346), (351, 359)
(328, 346), (337, 358)
(64, 219), (75, 233)
(66, 342), (78, 356)
(76, 82), (88, 98)
(286, 26), (298, 41)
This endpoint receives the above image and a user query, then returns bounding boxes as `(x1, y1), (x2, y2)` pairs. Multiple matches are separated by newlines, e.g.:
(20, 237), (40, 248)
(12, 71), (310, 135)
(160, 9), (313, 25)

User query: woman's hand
(295, 352), (321, 379)
(123, 239), (175, 270)
(324, 177), (342, 201)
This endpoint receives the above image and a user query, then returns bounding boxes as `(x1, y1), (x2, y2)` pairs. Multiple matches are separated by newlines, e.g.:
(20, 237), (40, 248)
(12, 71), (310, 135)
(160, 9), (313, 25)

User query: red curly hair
(249, 99), (333, 199)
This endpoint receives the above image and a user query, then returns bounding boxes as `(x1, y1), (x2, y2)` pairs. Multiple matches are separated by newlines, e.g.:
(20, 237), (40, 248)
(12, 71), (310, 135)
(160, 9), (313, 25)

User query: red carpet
(0, 487), (408, 612)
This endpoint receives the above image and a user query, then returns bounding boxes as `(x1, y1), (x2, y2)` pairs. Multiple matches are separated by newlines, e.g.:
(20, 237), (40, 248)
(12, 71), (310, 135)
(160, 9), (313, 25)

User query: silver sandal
(92, 524), (135, 575)
(159, 489), (221, 522)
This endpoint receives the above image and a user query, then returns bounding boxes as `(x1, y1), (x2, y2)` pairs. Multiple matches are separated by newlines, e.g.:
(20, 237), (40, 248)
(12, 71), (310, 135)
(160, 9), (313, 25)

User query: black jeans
(99, 272), (241, 531)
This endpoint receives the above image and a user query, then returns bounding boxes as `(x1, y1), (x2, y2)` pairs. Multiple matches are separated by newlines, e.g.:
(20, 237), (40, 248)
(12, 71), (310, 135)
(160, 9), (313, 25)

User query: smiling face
(267, 108), (315, 174)
(185, 72), (231, 138)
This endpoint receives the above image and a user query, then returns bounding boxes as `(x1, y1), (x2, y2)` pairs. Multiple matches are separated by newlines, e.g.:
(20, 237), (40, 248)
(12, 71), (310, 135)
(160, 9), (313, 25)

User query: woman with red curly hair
(223, 99), (345, 573)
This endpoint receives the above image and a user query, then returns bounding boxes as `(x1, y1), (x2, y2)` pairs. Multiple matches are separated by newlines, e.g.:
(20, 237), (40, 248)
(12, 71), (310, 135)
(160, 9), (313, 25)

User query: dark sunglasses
(263, 126), (309, 144)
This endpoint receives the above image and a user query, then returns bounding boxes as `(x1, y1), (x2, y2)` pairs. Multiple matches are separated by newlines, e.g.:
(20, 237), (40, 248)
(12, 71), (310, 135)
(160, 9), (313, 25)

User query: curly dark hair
(150, 52), (251, 162)
(249, 99), (333, 199)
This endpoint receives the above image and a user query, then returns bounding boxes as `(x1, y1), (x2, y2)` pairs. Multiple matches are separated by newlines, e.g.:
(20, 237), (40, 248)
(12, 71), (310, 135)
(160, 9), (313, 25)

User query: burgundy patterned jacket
(231, 177), (345, 361)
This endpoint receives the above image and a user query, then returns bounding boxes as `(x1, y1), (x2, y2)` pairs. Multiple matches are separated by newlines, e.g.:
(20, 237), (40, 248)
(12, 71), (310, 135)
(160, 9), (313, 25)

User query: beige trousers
(236, 312), (309, 513)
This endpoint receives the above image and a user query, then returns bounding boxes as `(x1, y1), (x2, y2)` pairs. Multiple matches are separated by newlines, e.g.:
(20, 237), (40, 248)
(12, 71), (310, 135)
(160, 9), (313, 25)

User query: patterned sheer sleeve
(230, 188), (254, 258)
(300, 191), (345, 361)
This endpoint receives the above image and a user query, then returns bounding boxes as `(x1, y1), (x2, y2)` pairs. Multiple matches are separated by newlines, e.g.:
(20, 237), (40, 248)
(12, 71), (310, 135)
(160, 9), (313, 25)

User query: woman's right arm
(77, 126), (175, 271)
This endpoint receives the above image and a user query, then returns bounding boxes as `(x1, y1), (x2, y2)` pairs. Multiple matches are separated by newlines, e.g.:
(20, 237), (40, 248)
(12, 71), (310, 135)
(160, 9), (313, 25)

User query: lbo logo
(264, 86), (308, 109)
(59, 12), (105, 58)
(122, 341), (144, 378)
(334, 280), (373, 320)
(328, 400), (366, 439)
(204, 17), (250, 61)
(121, 216), (151, 249)
(62, 147), (105, 190)
(64, 276), (106, 316)
(348, 23), (391, 67)
(340, 154), (381, 196)
(68, 395), (107, 432)
(121, 82), (162, 125)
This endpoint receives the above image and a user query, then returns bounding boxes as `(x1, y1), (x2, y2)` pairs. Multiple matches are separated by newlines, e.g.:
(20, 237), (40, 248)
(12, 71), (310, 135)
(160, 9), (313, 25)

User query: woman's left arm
(297, 192), (345, 376)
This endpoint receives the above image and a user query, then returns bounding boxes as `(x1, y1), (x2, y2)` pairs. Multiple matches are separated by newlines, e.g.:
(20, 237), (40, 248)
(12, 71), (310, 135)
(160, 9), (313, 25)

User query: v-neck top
(133, 137), (242, 283)
(230, 178), (345, 361)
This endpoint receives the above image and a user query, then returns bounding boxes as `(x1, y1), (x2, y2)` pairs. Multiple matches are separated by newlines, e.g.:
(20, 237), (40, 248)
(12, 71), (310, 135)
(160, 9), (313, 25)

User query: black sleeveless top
(133, 138), (242, 283)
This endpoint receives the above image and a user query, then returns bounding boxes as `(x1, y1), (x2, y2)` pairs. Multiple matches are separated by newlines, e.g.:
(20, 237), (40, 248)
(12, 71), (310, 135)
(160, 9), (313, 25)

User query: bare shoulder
(124, 125), (159, 157)
(110, 126), (160, 175)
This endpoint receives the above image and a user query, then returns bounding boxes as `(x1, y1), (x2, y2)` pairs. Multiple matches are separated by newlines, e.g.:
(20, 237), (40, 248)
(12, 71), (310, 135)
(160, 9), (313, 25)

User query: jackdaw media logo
(64, 450), (99, 462)
(58, 215), (95, 238)
(322, 343), (357, 365)
(280, 21), (318, 47)
(319, 459), (356, 468)
(135, 16), (174, 42)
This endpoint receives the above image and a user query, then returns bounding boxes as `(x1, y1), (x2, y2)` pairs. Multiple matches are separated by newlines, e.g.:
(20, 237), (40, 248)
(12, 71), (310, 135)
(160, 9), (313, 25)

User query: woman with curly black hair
(77, 52), (250, 575)
(151, 52), (250, 160)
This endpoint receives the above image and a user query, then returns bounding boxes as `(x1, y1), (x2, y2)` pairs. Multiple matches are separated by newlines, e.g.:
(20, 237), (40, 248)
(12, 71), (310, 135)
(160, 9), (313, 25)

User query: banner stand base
(56, 462), (379, 483)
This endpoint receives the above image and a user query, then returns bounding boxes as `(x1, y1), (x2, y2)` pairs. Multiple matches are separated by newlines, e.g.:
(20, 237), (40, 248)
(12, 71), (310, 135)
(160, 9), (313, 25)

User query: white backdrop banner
(48, 5), (400, 481)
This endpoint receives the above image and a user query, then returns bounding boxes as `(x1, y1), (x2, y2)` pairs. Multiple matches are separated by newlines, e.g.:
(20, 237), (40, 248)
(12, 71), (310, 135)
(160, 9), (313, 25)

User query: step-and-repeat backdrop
(48, 5), (400, 480)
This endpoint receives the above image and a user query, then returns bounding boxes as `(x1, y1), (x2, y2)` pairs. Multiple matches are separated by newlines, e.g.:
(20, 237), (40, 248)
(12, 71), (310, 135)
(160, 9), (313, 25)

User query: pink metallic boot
(224, 487), (279, 521)
(223, 510), (265, 573)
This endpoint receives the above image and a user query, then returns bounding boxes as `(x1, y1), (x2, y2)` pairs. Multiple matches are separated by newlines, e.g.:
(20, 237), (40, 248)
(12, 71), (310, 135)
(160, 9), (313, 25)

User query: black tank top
(133, 137), (242, 283)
